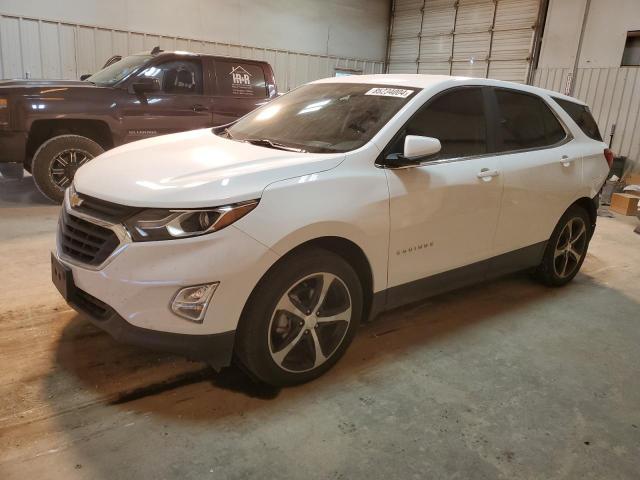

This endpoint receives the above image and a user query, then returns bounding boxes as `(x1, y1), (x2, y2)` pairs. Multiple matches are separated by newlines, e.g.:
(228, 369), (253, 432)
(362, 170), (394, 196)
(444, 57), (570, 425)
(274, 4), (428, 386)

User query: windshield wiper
(243, 138), (306, 153)
(223, 128), (234, 139)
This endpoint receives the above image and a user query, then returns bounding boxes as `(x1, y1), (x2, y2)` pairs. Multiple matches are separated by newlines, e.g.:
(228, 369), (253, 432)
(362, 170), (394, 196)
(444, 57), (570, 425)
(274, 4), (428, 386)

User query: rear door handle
(192, 104), (208, 112)
(477, 168), (500, 180)
(560, 155), (573, 167)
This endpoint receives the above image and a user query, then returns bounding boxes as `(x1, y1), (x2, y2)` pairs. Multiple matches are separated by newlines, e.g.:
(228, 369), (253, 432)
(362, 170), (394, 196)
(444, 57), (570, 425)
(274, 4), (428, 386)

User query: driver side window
(139, 60), (203, 95)
(391, 87), (488, 160)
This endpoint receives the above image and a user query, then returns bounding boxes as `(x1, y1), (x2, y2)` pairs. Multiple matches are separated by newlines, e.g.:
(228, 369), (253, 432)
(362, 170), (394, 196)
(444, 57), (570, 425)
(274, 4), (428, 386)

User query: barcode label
(365, 87), (414, 98)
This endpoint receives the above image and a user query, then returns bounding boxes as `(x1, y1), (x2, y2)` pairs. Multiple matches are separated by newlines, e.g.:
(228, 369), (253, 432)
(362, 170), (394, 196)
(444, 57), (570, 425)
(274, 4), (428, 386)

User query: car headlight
(124, 200), (259, 242)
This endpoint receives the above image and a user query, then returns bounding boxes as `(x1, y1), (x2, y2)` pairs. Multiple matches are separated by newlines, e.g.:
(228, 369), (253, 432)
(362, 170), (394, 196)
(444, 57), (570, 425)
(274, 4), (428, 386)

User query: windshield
(225, 83), (419, 153)
(87, 55), (152, 86)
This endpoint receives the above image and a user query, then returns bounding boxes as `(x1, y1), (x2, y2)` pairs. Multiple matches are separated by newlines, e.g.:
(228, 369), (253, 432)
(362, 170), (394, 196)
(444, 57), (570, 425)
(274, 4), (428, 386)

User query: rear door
(210, 59), (272, 126)
(489, 87), (581, 257)
(385, 86), (503, 306)
(119, 56), (213, 143)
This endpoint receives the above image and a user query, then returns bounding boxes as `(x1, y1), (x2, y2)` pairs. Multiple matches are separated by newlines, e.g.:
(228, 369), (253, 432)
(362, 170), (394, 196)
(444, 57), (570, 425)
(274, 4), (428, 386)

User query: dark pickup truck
(0, 49), (277, 202)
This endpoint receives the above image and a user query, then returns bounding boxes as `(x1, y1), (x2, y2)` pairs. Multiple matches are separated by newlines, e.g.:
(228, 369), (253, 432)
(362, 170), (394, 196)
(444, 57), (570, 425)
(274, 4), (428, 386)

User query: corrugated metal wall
(534, 67), (640, 164)
(387, 0), (541, 83)
(0, 13), (384, 91)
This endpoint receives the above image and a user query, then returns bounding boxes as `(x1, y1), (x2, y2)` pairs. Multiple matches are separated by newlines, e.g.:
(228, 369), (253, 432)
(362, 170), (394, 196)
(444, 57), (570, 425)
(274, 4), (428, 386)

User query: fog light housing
(171, 283), (218, 323)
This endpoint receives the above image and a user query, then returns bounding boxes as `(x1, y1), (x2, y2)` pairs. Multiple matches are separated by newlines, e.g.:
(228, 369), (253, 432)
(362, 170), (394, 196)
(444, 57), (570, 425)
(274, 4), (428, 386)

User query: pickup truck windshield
(87, 55), (152, 86)
(225, 83), (419, 153)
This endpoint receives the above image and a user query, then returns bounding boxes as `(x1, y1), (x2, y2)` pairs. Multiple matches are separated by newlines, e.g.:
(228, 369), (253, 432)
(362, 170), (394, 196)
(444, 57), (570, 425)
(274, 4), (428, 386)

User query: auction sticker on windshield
(365, 87), (414, 98)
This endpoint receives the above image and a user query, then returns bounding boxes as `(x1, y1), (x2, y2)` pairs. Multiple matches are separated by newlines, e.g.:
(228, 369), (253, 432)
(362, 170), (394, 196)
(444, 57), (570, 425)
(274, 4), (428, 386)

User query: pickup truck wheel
(235, 248), (363, 387)
(32, 135), (103, 203)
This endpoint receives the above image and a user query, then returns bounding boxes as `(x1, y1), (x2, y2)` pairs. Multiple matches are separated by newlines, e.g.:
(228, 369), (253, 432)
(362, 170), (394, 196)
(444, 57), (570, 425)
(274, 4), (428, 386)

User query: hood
(0, 79), (96, 89)
(74, 128), (345, 208)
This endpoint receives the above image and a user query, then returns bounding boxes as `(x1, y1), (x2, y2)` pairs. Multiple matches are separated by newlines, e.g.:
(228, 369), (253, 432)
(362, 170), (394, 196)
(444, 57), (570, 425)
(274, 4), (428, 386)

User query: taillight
(604, 148), (614, 169)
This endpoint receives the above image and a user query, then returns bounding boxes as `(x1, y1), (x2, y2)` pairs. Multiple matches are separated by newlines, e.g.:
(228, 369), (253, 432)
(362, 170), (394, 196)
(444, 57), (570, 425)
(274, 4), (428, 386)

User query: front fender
(233, 158), (390, 292)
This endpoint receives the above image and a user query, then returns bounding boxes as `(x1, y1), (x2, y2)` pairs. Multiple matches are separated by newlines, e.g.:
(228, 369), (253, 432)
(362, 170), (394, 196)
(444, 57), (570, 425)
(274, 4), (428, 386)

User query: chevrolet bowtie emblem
(70, 191), (84, 208)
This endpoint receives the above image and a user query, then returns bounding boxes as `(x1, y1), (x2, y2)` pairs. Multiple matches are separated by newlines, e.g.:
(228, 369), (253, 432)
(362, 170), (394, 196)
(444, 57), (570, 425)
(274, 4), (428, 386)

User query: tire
(32, 135), (104, 203)
(534, 205), (592, 287)
(235, 248), (363, 387)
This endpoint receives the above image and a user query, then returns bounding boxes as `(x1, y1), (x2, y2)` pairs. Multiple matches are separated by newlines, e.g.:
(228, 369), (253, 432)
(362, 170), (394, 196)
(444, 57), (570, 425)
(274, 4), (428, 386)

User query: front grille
(59, 209), (119, 265)
(75, 192), (141, 222)
(73, 288), (112, 320)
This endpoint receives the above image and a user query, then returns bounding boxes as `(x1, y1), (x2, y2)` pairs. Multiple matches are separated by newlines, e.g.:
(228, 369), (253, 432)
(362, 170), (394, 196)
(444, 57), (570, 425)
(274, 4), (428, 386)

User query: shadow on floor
(46, 269), (620, 423)
(0, 175), (52, 206)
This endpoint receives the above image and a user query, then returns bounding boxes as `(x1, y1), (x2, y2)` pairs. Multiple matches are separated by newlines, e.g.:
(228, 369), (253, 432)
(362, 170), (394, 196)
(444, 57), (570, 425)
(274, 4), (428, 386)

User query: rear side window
(139, 59), (203, 94)
(215, 61), (267, 98)
(399, 87), (488, 159)
(495, 89), (566, 152)
(553, 97), (603, 141)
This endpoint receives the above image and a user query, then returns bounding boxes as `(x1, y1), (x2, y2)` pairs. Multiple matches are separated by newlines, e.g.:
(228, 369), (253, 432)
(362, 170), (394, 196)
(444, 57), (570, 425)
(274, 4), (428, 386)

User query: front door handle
(560, 155), (573, 167)
(192, 104), (208, 112)
(477, 168), (500, 181)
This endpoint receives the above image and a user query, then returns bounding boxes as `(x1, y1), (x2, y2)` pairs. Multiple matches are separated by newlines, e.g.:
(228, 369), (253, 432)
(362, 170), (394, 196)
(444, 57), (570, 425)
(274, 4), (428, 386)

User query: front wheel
(235, 248), (363, 387)
(534, 205), (591, 287)
(32, 135), (104, 203)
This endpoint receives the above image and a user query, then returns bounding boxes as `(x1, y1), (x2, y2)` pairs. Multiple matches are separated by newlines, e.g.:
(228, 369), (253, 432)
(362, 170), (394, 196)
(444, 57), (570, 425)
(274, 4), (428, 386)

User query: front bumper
(52, 253), (235, 368)
(53, 193), (280, 363)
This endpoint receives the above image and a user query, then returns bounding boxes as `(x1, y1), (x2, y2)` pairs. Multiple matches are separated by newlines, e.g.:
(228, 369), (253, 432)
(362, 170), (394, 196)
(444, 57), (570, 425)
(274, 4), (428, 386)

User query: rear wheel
(534, 205), (591, 287)
(32, 135), (103, 203)
(236, 248), (363, 387)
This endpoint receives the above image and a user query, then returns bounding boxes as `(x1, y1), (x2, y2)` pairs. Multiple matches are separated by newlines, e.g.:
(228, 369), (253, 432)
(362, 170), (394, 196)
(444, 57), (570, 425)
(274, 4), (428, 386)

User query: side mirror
(381, 135), (442, 169)
(404, 135), (441, 159)
(80, 74), (92, 81)
(132, 77), (160, 94)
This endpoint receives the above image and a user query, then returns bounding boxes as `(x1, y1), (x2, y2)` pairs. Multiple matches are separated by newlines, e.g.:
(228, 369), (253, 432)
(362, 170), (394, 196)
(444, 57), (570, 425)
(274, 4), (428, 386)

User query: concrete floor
(0, 174), (639, 480)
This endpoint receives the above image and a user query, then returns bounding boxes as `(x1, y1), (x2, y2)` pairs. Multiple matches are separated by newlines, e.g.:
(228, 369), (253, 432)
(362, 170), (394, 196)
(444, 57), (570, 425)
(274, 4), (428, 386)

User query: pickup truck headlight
(124, 200), (258, 242)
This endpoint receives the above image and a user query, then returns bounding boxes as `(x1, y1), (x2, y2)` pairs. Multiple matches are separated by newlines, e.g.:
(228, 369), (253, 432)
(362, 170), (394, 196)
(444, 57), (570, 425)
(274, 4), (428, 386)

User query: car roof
(312, 74), (586, 106)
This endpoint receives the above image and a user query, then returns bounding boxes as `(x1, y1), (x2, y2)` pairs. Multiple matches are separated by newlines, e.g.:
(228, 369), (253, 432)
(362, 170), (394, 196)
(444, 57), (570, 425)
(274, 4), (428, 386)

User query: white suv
(52, 75), (611, 386)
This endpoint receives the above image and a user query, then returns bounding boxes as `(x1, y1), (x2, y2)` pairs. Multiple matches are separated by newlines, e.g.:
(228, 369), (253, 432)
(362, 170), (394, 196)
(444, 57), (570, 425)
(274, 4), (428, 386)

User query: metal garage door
(387, 0), (542, 83)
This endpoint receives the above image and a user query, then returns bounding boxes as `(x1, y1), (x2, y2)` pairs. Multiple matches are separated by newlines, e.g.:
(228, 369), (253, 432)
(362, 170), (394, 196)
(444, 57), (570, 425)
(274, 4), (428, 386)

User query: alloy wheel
(553, 216), (588, 278)
(49, 149), (93, 190)
(268, 272), (352, 373)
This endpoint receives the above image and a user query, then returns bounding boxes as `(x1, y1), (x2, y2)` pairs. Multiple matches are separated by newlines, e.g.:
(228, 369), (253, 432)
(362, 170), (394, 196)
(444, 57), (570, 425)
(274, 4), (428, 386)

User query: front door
(385, 87), (503, 307)
(120, 57), (213, 143)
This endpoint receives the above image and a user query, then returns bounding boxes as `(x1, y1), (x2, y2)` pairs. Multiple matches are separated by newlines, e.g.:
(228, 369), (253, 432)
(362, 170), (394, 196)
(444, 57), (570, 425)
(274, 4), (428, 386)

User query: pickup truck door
(119, 57), (213, 143)
(210, 59), (272, 126)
